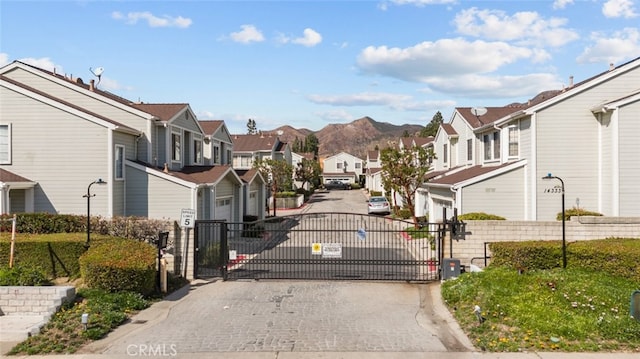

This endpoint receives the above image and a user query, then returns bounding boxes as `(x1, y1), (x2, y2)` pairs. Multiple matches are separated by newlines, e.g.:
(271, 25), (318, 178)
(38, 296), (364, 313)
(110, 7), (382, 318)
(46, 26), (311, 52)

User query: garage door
(216, 197), (232, 222)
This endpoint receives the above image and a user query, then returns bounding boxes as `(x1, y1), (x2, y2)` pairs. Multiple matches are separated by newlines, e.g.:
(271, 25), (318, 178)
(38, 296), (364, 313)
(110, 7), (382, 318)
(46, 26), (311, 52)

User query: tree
(303, 133), (319, 158)
(295, 158), (322, 190)
(420, 111), (444, 137)
(246, 118), (257, 135)
(253, 157), (294, 216)
(380, 144), (436, 227)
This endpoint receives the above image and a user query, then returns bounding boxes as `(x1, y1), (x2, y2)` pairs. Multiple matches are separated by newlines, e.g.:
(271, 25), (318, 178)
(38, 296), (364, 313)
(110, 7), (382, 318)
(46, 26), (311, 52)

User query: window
(355, 162), (361, 169)
(508, 126), (519, 157)
(493, 132), (501, 159)
(337, 162), (343, 169)
(115, 145), (124, 180)
(483, 131), (501, 161)
(483, 134), (491, 160)
(0, 124), (10, 164)
(213, 145), (220, 164)
(467, 139), (472, 161)
(226, 150), (232, 164)
(443, 144), (448, 164)
(240, 155), (252, 167)
(171, 132), (181, 161)
(193, 139), (202, 164)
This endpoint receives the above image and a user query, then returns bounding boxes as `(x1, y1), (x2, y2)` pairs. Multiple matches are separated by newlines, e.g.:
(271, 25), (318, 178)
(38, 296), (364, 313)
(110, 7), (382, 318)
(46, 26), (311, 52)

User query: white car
(367, 196), (390, 215)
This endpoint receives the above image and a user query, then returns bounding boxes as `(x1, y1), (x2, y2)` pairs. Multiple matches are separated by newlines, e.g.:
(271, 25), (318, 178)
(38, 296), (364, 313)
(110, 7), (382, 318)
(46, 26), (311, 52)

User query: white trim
(115, 145), (125, 180)
(107, 129), (114, 217)
(611, 108), (620, 216)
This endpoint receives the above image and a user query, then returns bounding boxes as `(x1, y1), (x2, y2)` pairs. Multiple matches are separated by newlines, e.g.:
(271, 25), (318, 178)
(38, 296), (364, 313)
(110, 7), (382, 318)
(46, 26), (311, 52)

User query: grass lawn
(441, 266), (640, 352)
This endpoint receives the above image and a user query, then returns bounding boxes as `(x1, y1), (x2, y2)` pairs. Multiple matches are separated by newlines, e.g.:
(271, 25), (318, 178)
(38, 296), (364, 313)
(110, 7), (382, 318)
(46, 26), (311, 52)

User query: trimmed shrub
(0, 265), (51, 286)
(557, 207), (602, 221)
(458, 212), (505, 220)
(489, 241), (562, 270)
(350, 183), (361, 190)
(1, 213), (85, 234)
(0, 233), (88, 278)
(395, 207), (412, 219)
(275, 191), (298, 198)
(79, 238), (156, 296)
(370, 191), (382, 197)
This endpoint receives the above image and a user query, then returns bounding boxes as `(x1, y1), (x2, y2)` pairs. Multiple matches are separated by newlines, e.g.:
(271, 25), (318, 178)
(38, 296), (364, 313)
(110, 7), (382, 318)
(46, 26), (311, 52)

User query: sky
(1, 0), (640, 134)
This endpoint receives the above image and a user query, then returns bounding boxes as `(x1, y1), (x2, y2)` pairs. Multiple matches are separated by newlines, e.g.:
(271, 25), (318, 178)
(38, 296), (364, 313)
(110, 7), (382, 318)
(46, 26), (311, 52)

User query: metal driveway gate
(194, 213), (446, 282)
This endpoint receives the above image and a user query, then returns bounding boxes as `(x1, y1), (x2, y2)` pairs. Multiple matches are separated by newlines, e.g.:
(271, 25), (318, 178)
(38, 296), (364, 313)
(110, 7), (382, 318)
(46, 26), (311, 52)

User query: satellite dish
(276, 130), (284, 136)
(471, 107), (487, 117)
(90, 67), (104, 77)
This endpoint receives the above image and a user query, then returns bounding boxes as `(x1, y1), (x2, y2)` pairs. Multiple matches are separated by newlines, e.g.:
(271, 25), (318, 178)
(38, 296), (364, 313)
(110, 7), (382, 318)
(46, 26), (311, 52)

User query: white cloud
(357, 38), (543, 82)
(389, 0), (457, 6)
(602, 0), (638, 18)
(229, 25), (265, 44)
(577, 28), (640, 64)
(9, 56), (63, 73)
(111, 11), (192, 28)
(314, 109), (355, 123)
(292, 28), (322, 47)
(279, 28), (323, 47)
(453, 8), (579, 47)
(426, 73), (562, 98)
(307, 92), (456, 112)
(552, 0), (574, 10)
(307, 92), (412, 106)
(0, 53), (10, 67)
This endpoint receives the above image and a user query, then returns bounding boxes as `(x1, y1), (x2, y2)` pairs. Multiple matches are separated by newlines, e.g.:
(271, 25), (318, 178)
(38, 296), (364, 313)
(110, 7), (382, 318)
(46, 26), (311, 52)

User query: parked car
(325, 180), (350, 190)
(367, 196), (390, 215)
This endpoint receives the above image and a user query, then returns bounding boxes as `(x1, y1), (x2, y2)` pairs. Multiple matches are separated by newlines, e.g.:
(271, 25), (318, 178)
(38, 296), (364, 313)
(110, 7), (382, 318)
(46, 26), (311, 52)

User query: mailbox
(158, 231), (169, 249)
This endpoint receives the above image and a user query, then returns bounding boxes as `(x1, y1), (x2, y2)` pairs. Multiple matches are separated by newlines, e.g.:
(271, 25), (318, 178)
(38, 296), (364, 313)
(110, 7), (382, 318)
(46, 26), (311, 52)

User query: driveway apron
(97, 280), (449, 354)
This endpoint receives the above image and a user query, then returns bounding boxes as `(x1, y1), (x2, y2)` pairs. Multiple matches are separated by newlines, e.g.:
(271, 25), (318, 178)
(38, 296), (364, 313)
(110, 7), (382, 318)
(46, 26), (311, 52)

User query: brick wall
(449, 216), (640, 268)
(0, 286), (75, 317)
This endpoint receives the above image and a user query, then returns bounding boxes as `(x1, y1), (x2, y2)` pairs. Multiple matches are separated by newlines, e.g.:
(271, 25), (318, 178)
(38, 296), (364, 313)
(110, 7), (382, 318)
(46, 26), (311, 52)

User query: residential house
(199, 120), (233, 166)
(231, 133), (292, 171)
(322, 151), (364, 186)
(0, 60), (262, 278)
(420, 57), (640, 221)
(365, 150), (383, 194)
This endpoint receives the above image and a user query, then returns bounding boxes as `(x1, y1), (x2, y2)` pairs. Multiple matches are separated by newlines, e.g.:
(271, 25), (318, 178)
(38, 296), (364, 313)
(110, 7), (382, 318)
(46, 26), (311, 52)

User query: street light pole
(84, 179), (107, 249)
(542, 173), (566, 268)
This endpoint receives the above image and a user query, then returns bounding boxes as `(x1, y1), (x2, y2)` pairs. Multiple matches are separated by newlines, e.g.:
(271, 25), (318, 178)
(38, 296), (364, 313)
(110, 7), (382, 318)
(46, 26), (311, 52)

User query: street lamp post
(542, 173), (566, 268)
(84, 179), (107, 249)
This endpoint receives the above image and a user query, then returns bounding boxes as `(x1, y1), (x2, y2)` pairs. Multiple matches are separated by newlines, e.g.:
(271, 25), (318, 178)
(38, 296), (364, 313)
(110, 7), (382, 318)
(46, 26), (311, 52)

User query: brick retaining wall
(449, 216), (640, 268)
(0, 286), (75, 317)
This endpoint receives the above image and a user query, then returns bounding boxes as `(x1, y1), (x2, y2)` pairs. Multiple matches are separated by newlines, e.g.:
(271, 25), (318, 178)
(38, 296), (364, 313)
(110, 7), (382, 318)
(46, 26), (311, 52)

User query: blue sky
(2, 0), (639, 134)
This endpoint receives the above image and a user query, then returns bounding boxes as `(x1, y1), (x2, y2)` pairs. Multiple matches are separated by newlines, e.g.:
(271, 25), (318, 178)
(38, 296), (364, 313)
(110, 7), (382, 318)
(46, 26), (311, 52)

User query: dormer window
(483, 131), (500, 162)
(193, 139), (202, 164)
(508, 126), (519, 157)
(0, 124), (10, 164)
(172, 131), (181, 162)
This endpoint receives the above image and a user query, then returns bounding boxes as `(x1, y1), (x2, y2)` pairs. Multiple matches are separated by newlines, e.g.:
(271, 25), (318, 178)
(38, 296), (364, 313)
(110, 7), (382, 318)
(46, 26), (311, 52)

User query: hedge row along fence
(489, 237), (640, 282)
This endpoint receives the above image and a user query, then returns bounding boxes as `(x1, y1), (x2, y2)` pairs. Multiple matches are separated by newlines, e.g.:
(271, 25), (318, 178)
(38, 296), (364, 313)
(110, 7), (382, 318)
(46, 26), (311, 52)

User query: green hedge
(489, 238), (640, 281)
(0, 233), (89, 278)
(556, 207), (602, 221)
(458, 212), (505, 220)
(79, 238), (156, 296)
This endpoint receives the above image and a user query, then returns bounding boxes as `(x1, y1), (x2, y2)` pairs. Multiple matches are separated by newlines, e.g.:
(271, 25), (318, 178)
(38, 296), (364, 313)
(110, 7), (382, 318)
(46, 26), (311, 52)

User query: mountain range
(270, 116), (426, 159)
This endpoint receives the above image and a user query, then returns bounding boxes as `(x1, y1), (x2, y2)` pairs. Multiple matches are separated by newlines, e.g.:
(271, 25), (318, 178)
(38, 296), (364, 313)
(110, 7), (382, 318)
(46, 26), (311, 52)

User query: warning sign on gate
(322, 243), (342, 258)
(311, 243), (322, 255)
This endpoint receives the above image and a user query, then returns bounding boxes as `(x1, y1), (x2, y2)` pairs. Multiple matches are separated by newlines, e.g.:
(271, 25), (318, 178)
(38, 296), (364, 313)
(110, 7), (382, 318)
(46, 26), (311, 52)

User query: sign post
(179, 209), (195, 278)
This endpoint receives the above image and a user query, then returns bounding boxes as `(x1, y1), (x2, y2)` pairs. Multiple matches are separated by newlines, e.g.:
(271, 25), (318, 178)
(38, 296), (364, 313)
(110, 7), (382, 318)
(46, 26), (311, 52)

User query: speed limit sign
(180, 208), (195, 228)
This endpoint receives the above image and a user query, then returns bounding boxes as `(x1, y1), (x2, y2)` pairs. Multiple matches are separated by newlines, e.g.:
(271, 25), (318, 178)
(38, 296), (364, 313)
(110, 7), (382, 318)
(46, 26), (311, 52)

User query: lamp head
(95, 178), (107, 185)
(542, 173), (553, 180)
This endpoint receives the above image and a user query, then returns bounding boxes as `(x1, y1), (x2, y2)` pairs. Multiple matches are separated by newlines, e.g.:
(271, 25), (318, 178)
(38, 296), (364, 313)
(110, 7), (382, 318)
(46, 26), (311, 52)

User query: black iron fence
(194, 213), (445, 282)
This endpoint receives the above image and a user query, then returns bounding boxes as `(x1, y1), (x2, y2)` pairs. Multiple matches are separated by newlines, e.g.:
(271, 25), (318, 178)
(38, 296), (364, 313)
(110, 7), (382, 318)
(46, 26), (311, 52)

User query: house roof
(172, 165), (235, 184)
(0, 168), (33, 183)
(367, 150), (379, 159)
(413, 137), (433, 147)
(0, 75), (140, 135)
(428, 162), (522, 186)
(234, 168), (264, 184)
(441, 123), (458, 136)
(130, 103), (188, 122)
(231, 134), (280, 151)
(199, 120), (224, 135)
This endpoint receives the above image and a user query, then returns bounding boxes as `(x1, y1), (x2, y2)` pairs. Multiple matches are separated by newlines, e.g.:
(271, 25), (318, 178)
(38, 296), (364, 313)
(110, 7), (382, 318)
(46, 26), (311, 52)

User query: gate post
(220, 221), (229, 281)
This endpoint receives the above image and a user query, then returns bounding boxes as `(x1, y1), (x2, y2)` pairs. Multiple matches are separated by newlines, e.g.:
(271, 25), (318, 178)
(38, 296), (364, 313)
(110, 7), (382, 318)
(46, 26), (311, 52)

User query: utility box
(442, 258), (461, 280)
(632, 290), (640, 322)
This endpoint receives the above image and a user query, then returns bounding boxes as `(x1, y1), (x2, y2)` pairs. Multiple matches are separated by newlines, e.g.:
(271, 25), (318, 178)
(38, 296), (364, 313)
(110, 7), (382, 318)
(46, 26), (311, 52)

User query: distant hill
(271, 116), (425, 159)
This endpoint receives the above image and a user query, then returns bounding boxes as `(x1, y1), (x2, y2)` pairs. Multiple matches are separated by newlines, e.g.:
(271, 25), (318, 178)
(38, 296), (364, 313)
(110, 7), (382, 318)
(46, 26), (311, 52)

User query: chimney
(89, 79), (95, 91)
(609, 63), (615, 71)
(568, 75), (574, 87)
(163, 163), (169, 173)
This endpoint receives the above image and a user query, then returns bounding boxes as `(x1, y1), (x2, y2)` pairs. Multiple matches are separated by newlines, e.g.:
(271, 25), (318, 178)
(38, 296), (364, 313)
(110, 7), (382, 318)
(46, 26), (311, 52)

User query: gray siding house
(0, 60), (254, 224)
(420, 57), (640, 221)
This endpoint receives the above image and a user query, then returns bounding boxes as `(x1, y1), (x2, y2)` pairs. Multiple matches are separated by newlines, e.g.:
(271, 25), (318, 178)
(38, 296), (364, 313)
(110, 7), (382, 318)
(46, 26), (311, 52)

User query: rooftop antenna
(89, 67), (104, 87)
(470, 107), (487, 118)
